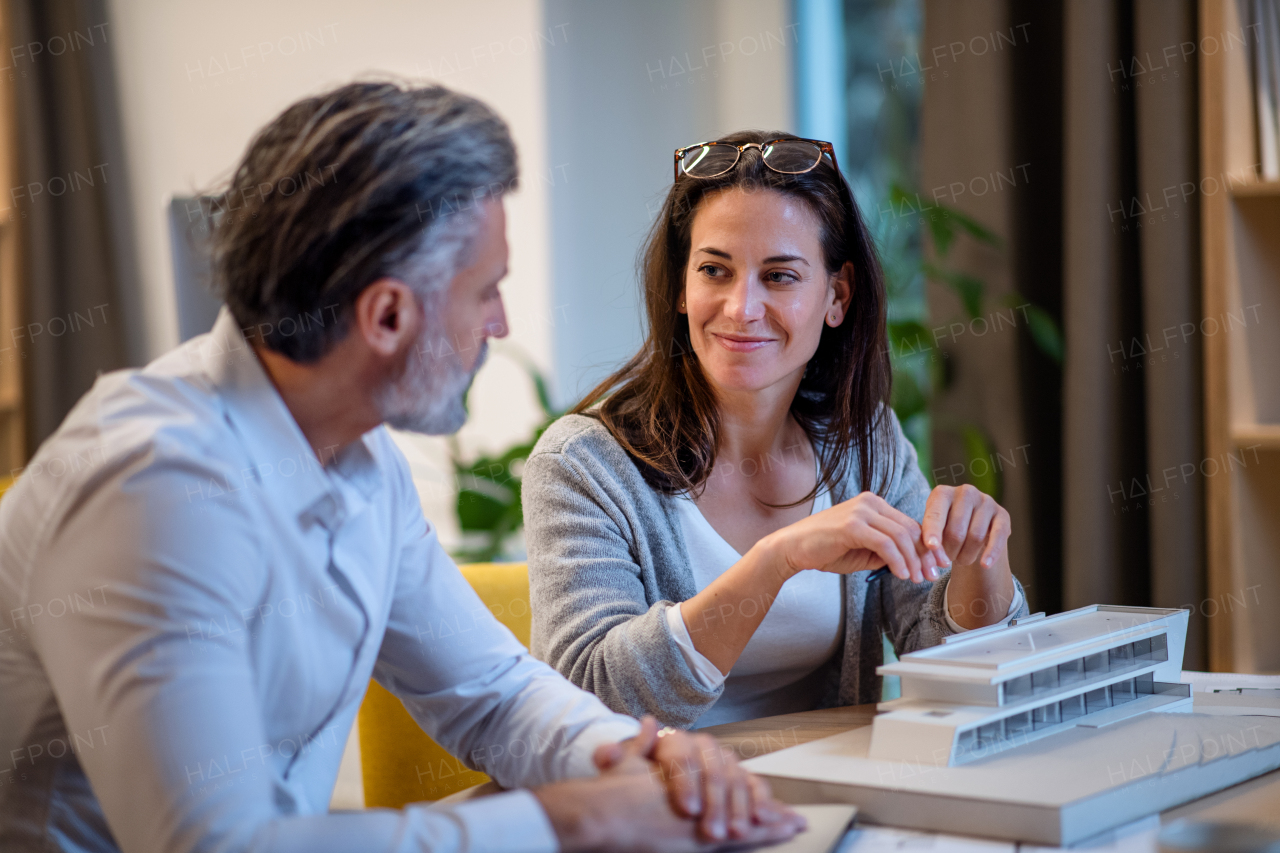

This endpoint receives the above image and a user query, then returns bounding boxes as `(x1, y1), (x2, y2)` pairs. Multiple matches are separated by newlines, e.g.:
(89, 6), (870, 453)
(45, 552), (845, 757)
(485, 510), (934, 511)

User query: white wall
(105, 0), (560, 545)
(544, 0), (795, 405)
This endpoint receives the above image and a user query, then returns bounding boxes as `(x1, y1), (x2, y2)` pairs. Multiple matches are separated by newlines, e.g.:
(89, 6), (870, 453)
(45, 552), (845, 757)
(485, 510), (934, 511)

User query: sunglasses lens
(761, 140), (824, 174)
(679, 144), (739, 178)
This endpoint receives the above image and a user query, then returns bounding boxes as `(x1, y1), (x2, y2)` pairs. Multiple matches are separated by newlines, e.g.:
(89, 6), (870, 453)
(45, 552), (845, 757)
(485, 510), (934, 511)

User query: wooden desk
(701, 703), (1280, 834)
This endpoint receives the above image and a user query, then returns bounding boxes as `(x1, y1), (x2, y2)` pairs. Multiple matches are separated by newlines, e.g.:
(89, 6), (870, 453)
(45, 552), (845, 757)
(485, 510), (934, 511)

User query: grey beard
(379, 326), (487, 436)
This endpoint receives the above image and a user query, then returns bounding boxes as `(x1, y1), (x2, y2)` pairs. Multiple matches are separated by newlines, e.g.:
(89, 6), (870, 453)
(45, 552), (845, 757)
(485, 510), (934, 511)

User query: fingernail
(927, 536), (939, 548)
(684, 795), (699, 813)
(927, 566), (939, 580)
(983, 556), (993, 567)
(712, 819), (727, 839)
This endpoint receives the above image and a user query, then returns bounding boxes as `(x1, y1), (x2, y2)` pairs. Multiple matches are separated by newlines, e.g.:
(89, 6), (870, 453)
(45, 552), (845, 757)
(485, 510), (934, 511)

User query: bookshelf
(1201, 0), (1280, 672)
(0, 4), (22, 473)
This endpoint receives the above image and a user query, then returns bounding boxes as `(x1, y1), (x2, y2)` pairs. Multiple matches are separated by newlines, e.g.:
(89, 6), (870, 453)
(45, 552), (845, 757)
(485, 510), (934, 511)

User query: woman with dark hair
(524, 132), (1028, 729)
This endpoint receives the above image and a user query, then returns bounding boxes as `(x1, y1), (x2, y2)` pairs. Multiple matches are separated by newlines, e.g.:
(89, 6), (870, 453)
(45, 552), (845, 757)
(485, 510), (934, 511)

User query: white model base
(741, 712), (1280, 846)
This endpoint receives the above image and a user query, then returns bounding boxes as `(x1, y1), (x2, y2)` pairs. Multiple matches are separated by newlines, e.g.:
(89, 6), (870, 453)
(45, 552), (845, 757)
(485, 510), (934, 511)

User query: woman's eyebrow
(694, 247), (811, 267)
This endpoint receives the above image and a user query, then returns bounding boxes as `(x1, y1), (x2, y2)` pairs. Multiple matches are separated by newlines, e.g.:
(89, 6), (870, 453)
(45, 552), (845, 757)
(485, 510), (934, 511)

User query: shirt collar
(197, 309), (381, 526)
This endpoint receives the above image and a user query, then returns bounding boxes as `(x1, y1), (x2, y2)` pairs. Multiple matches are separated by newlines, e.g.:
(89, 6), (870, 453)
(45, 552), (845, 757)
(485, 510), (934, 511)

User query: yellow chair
(358, 562), (531, 807)
(0, 474), (13, 499)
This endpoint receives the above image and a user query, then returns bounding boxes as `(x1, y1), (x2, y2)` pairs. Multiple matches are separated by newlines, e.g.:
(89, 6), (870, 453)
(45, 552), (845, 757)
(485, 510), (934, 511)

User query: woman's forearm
(944, 550), (1016, 630)
(679, 540), (791, 675)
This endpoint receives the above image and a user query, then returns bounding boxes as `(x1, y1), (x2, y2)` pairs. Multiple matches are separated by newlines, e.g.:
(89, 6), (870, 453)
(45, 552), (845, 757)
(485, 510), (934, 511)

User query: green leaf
(1025, 304), (1064, 365)
(456, 488), (508, 531)
(922, 262), (984, 320)
(531, 372), (557, 419)
(902, 412), (933, 486)
(925, 209), (957, 258)
(938, 206), (1002, 248)
(960, 426), (1001, 500)
(887, 320), (933, 360)
(890, 369), (928, 422)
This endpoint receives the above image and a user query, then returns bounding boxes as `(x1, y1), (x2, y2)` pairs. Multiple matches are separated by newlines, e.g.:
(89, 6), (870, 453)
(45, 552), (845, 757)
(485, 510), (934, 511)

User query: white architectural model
(870, 605), (1192, 766)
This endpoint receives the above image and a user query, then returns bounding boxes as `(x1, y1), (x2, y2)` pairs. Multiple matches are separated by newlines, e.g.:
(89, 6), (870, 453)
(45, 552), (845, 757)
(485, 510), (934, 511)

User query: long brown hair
(572, 130), (894, 502)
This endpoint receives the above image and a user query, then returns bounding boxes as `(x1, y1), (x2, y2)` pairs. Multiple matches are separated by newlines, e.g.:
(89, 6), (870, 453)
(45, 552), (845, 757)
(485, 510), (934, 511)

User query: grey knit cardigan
(523, 411), (1029, 729)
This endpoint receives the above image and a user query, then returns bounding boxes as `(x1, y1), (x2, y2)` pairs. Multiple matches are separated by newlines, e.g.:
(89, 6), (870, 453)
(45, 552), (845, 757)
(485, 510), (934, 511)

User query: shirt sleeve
(25, 447), (609, 853)
(664, 603), (726, 690)
(372, 450), (641, 789)
(942, 579), (1025, 633)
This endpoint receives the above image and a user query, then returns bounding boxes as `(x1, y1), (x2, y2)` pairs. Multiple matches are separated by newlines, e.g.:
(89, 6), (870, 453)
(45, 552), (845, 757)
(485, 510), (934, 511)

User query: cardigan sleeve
(871, 410), (1029, 656)
(523, 445), (723, 729)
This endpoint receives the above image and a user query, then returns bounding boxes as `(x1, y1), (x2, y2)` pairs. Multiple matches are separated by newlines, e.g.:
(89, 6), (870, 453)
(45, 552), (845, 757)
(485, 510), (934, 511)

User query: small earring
(681, 301), (686, 309)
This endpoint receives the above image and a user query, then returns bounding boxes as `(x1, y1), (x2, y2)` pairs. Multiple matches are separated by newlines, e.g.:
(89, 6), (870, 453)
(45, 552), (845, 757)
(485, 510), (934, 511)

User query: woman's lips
(710, 333), (775, 352)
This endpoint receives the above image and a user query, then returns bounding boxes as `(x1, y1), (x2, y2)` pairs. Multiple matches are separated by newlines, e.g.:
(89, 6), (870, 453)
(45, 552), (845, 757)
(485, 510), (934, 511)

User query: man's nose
(485, 297), (510, 340)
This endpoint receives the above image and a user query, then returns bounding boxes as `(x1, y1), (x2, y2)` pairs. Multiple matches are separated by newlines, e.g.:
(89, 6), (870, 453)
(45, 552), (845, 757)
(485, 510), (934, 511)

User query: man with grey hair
(0, 82), (803, 852)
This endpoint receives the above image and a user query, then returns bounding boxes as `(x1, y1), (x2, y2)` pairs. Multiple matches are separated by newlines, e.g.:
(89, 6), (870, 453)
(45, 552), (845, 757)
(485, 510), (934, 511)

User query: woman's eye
(766, 270), (798, 283)
(699, 264), (723, 277)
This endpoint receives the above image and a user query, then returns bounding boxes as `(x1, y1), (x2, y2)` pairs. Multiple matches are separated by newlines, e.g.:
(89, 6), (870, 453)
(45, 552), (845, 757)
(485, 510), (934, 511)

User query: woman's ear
(826, 262), (854, 327)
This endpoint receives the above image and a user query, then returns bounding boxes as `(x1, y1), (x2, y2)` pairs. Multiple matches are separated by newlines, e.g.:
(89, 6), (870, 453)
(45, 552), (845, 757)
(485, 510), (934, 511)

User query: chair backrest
(358, 562), (530, 806)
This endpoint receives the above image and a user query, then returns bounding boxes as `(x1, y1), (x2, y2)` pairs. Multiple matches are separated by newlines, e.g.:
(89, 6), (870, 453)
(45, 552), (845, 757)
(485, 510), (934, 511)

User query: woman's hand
(923, 484), (1016, 629)
(758, 492), (942, 584)
(921, 484), (1010, 571)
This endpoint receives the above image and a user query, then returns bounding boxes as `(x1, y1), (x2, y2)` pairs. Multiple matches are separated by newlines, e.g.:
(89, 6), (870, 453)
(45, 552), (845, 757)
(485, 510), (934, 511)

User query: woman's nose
(723, 278), (766, 324)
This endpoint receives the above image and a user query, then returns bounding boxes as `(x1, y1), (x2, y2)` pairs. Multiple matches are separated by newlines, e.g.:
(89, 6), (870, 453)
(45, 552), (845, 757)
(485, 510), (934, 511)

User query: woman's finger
(943, 489), (978, 562)
(979, 507), (1012, 569)
(858, 527), (911, 580)
(957, 499), (995, 567)
(922, 487), (955, 567)
(866, 494), (926, 542)
(866, 515), (921, 581)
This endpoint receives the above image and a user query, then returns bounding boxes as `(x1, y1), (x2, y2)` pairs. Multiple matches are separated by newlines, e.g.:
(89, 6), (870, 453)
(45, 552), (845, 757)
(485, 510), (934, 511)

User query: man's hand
(591, 717), (805, 845)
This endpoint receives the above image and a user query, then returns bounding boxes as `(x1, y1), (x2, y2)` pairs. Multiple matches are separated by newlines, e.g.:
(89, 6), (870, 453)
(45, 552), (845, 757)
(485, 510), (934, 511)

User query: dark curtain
(4, 0), (139, 455)
(923, 0), (1206, 668)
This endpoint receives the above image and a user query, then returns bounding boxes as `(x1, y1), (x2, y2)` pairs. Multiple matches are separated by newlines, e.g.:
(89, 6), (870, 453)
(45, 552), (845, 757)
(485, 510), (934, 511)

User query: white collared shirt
(0, 309), (638, 853)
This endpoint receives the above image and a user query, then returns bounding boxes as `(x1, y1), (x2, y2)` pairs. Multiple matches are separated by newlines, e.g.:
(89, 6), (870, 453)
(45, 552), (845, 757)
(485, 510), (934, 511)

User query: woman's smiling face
(681, 187), (850, 397)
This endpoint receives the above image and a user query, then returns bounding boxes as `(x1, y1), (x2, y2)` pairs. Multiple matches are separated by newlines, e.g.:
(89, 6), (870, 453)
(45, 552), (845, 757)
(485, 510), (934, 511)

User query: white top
(667, 486), (845, 728)
(0, 309), (638, 853)
(667, 476), (1024, 729)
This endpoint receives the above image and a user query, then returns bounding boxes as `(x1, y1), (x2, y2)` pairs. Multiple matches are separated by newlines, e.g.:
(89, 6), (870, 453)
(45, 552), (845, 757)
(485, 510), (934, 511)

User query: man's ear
(827, 262), (854, 327)
(353, 278), (420, 358)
